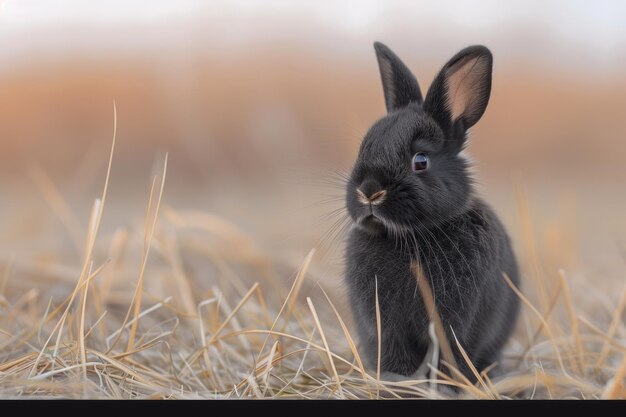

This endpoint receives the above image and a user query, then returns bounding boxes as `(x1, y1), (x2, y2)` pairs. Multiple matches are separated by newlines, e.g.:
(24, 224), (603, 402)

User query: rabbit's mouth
(356, 211), (415, 238)
(357, 214), (387, 235)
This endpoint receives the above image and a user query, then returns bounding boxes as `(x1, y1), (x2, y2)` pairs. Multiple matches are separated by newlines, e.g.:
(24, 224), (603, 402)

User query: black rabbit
(344, 42), (520, 383)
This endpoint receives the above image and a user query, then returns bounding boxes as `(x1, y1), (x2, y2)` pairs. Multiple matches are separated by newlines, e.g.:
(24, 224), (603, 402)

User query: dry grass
(0, 115), (625, 399)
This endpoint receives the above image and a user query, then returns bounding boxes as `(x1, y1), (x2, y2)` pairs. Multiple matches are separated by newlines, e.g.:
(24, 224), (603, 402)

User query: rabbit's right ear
(374, 42), (423, 113)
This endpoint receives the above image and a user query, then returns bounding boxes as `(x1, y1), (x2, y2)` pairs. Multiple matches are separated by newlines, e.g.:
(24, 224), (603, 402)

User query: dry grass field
(0, 109), (624, 398)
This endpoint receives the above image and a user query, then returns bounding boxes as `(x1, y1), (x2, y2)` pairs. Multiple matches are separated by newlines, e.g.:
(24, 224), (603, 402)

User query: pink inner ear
(379, 57), (397, 106)
(444, 55), (489, 122)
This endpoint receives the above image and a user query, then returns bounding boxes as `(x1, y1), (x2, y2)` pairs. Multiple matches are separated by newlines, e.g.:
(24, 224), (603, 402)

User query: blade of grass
(306, 297), (344, 398)
(412, 262), (459, 374)
(602, 351), (626, 399)
(558, 269), (584, 376)
(319, 286), (371, 398)
(30, 102), (117, 376)
(251, 249), (314, 365)
(596, 287), (626, 369)
(105, 297), (172, 347)
(1, 253), (15, 298)
(514, 277), (563, 368)
(514, 179), (549, 312)
(78, 261), (93, 380)
(450, 328), (495, 398)
(280, 248), (315, 333)
(374, 276), (382, 395)
(503, 272), (568, 376)
(127, 154), (168, 352)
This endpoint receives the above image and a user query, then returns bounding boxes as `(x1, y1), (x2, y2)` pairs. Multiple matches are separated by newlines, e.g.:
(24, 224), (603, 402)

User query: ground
(0, 133), (624, 399)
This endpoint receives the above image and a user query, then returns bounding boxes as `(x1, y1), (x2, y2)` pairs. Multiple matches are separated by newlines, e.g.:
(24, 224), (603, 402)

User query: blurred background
(0, 0), (625, 297)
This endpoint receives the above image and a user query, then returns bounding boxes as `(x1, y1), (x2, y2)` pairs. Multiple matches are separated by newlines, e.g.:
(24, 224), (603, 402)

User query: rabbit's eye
(412, 153), (429, 172)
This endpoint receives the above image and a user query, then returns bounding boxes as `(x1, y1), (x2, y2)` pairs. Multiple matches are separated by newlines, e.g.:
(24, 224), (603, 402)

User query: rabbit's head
(347, 43), (493, 236)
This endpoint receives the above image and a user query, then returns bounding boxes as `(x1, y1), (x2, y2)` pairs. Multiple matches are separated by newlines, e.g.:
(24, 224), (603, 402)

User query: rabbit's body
(346, 198), (519, 377)
(343, 43), (520, 380)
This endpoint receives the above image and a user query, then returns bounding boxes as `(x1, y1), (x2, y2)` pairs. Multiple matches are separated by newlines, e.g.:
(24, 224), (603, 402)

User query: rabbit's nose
(356, 180), (387, 206)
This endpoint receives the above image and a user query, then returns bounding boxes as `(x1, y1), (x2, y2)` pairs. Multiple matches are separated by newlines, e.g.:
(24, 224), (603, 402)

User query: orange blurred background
(1, 0), (625, 294)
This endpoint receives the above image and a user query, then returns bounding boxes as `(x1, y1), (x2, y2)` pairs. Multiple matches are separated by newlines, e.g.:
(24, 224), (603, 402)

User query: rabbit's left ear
(424, 46), (493, 132)
(374, 42), (423, 113)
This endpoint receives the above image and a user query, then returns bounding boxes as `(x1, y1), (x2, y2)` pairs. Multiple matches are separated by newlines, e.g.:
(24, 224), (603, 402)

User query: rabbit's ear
(374, 42), (423, 112)
(424, 46), (492, 132)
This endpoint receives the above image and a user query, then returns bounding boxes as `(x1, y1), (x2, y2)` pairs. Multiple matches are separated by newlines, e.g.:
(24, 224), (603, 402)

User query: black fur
(374, 42), (423, 112)
(344, 43), (520, 382)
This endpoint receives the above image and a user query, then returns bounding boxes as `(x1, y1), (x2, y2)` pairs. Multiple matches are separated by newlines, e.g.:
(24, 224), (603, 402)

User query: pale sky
(0, 0), (624, 73)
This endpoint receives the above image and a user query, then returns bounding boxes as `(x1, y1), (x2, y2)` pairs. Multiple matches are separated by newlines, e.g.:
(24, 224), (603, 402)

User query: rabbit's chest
(346, 227), (476, 332)
(346, 231), (431, 333)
